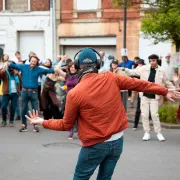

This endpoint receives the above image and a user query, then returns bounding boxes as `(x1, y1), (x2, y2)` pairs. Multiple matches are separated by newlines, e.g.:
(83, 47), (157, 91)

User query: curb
(128, 116), (180, 129)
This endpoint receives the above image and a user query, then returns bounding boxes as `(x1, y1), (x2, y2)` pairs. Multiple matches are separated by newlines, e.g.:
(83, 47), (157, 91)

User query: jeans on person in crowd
(73, 137), (123, 180)
(38, 84), (43, 111)
(21, 91), (38, 127)
(16, 96), (20, 117)
(68, 121), (78, 137)
(0, 95), (2, 109)
(68, 128), (74, 137)
(16, 95), (30, 118)
(2, 93), (18, 122)
(134, 95), (141, 128)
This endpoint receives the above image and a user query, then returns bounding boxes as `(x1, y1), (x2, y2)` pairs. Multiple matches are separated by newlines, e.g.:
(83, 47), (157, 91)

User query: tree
(112, 0), (180, 52)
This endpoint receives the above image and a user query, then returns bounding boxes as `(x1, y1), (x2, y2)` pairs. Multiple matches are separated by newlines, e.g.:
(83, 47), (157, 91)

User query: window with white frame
(77, 0), (98, 10)
(5, 0), (29, 11)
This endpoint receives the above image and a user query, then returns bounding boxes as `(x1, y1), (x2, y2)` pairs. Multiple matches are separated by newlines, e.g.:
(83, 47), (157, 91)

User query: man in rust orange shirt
(26, 48), (180, 180)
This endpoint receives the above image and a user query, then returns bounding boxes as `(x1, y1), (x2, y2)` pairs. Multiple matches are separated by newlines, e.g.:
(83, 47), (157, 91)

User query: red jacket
(43, 71), (168, 147)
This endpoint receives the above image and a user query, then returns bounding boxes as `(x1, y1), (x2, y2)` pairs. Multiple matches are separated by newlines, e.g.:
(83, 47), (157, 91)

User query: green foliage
(112, 0), (180, 9)
(141, 8), (180, 49)
(112, 0), (137, 8)
(112, 0), (180, 51)
(158, 103), (179, 124)
(112, 0), (180, 10)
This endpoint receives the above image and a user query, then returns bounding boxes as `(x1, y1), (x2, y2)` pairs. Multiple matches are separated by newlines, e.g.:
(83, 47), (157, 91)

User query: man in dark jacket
(0, 62), (21, 126)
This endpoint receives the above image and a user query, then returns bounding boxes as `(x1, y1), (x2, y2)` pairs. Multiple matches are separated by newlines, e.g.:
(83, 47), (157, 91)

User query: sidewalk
(127, 106), (180, 129)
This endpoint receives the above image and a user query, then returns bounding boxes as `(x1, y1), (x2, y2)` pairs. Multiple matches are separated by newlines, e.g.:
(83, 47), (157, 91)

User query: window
(73, 0), (102, 18)
(77, 0), (98, 10)
(5, 0), (28, 12)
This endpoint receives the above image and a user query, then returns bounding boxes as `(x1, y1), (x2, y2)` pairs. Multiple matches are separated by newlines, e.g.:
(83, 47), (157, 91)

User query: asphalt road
(0, 121), (180, 180)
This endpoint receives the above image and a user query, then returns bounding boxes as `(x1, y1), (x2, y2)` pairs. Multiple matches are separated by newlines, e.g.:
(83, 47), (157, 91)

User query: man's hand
(166, 89), (180, 102)
(54, 55), (68, 72)
(25, 110), (44, 125)
(61, 55), (68, 62)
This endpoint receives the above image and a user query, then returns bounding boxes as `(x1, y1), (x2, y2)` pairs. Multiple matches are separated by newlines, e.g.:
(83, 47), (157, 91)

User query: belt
(22, 88), (37, 92)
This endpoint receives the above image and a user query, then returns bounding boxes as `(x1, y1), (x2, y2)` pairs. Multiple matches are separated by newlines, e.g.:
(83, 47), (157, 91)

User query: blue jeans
(16, 95), (30, 117)
(73, 137), (123, 180)
(16, 96), (20, 116)
(21, 91), (38, 127)
(0, 95), (2, 109)
(2, 93), (18, 122)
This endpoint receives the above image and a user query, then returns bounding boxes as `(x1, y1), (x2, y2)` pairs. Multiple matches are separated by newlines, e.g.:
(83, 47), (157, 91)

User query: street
(0, 121), (180, 180)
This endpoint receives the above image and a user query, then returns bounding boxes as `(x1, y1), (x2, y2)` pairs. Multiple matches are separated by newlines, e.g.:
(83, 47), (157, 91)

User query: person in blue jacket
(118, 56), (134, 69)
(5, 56), (58, 132)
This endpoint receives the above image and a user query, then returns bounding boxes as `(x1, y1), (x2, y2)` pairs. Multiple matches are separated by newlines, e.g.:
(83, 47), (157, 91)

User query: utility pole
(122, 0), (127, 111)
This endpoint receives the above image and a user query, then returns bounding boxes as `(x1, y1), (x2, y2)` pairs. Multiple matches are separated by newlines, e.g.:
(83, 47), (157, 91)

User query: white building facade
(0, 0), (52, 62)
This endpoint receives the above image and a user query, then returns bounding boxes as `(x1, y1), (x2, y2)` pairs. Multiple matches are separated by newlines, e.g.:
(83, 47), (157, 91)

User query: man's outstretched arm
(113, 72), (168, 96)
(25, 92), (79, 131)
(3, 62), (23, 71)
(112, 72), (180, 101)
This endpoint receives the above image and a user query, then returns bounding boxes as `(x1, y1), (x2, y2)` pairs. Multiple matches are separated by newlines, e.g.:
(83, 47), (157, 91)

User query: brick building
(0, 0), (52, 61)
(57, 0), (172, 62)
(57, 0), (141, 60)
(0, 0), (172, 63)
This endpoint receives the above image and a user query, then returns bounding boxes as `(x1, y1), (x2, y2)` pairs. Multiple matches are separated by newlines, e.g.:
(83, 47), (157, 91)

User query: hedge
(158, 103), (179, 124)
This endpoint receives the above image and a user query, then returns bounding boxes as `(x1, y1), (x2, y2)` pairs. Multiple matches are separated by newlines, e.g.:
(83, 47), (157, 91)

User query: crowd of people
(25, 48), (180, 180)
(0, 50), (177, 142)
(109, 53), (177, 141)
(0, 51), (79, 139)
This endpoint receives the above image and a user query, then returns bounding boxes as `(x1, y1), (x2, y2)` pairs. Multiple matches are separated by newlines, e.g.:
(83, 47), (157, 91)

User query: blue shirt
(118, 60), (134, 69)
(9, 63), (55, 89)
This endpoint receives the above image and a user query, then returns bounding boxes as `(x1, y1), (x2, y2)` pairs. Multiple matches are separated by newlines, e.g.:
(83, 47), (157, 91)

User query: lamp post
(50, 0), (57, 61)
(122, 0), (127, 111)
(123, 0), (127, 50)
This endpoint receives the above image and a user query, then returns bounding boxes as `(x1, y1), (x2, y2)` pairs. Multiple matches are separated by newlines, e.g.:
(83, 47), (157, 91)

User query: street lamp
(123, 0), (127, 50)
(122, 0), (127, 111)
(50, 0), (57, 61)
